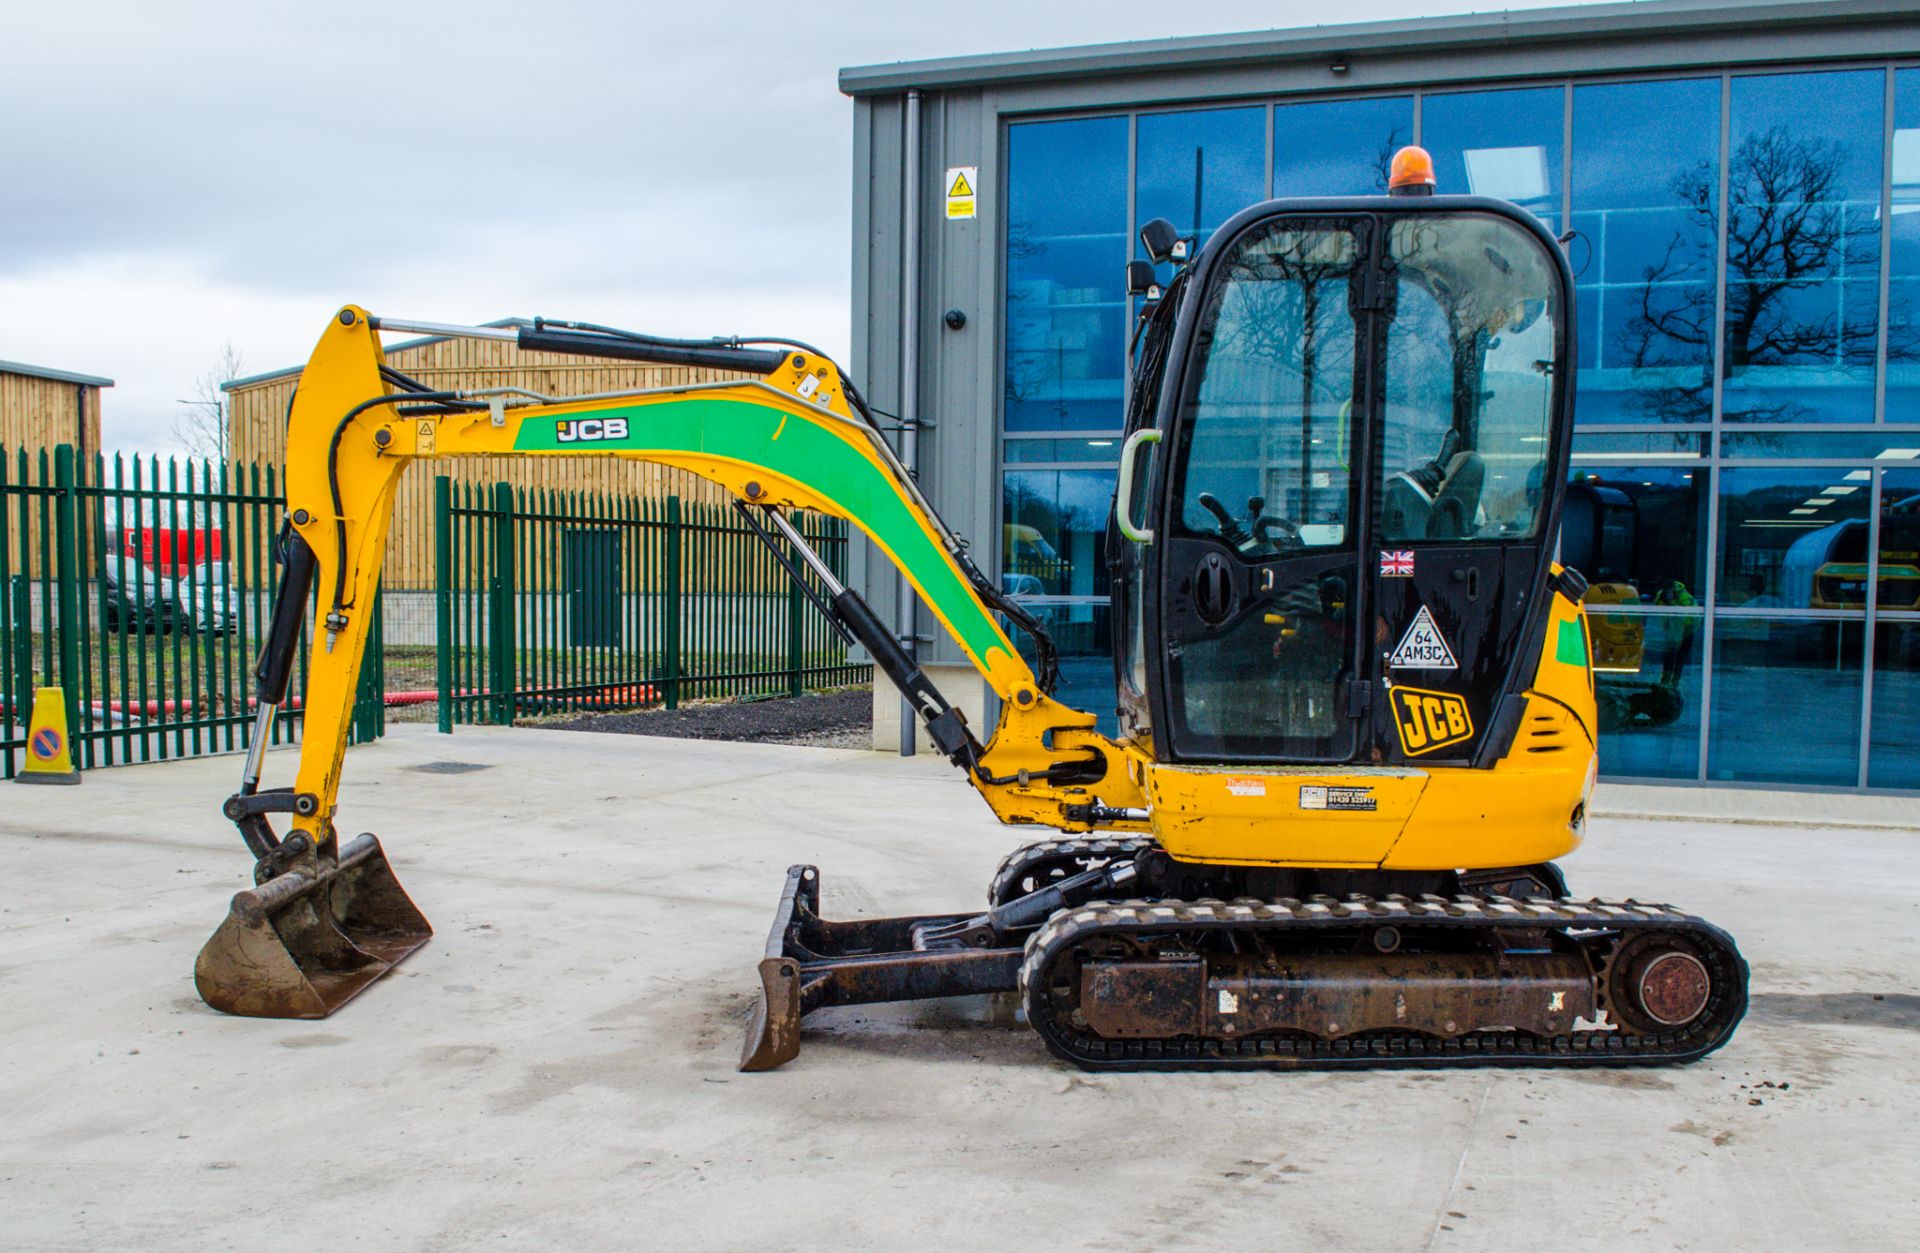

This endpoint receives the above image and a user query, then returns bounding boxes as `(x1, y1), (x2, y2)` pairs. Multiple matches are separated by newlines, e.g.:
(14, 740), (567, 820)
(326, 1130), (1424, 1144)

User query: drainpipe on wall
(897, 87), (922, 757)
(74, 384), (88, 463)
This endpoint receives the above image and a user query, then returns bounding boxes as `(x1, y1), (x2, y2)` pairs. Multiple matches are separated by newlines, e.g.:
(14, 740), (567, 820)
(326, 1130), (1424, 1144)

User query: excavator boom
(196, 305), (1146, 1025)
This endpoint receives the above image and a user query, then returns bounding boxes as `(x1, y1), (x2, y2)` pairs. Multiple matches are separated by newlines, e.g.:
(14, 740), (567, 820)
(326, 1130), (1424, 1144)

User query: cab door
(1368, 211), (1568, 766)
(1151, 217), (1372, 763)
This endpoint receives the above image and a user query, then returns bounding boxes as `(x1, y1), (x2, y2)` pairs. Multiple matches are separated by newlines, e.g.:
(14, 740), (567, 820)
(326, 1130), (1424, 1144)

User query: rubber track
(1019, 894), (1748, 1071)
(988, 836), (1158, 907)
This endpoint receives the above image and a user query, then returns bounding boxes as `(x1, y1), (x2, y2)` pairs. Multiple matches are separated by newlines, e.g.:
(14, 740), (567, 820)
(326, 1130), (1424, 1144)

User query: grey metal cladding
(839, 0), (1920, 98)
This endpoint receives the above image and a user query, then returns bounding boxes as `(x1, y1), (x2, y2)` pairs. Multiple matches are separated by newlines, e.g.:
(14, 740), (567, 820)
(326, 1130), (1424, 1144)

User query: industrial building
(841, 0), (1920, 791)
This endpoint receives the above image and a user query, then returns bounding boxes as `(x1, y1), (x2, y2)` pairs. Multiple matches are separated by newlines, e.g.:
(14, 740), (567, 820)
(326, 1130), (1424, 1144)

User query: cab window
(1377, 215), (1559, 543)
(1174, 222), (1360, 556)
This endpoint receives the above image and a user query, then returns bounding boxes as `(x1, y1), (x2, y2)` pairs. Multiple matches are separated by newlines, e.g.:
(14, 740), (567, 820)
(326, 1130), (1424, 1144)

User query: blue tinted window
(1870, 621), (1920, 788)
(1721, 431), (1920, 458)
(1722, 71), (1884, 424)
(1564, 461), (1708, 594)
(1006, 116), (1129, 432)
(1002, 468), (1118, 598)
(1716, 467), (1874, 609)
(1888, 71), (1920, 424)
(1708, 617), (1862, 785)
(1570, 79), (1721, 425)
(1421, 87), (1564, 228)
(1136, 107), (1266, 255)
(1010, 602), (1116, 733)
(1272, 96), (1413, 197)
(1878, 468), (1920, 610)
(1592, 611), (1703, 779)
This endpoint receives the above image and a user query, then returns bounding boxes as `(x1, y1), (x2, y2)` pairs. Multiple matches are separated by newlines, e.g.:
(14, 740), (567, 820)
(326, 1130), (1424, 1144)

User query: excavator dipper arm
(194, 306), (1146, 1027)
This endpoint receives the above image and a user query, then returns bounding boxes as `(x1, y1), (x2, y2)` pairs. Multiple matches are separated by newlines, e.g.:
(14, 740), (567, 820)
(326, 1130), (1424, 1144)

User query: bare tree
(1627, 128), (1896, 424)
(172, 341), (246, 462)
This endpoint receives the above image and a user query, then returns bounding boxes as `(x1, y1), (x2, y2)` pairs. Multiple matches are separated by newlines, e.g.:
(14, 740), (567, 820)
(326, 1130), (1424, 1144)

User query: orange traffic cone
(17, 686), (80, 785)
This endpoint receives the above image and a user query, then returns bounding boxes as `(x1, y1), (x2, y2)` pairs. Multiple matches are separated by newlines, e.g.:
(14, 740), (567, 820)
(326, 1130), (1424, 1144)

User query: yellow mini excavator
(195, 149), (1746, 1072)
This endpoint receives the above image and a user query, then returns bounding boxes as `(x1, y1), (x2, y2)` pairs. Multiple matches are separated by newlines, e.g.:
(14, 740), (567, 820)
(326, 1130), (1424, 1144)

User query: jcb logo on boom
(1390, 685), (1474, 757)
(555, 418), (629, 443)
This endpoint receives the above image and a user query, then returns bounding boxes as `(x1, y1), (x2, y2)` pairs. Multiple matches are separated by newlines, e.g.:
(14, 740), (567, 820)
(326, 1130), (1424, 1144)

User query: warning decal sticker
(945, 166), (978, 220)
(1388, 605), (1458, 670)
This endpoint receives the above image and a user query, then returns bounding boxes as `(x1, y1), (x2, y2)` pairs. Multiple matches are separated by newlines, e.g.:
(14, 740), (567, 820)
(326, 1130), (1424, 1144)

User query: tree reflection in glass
(1623, 71), (1890, 425)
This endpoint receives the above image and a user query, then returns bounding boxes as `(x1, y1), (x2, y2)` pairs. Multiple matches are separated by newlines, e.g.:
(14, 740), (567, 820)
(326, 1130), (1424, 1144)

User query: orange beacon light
(1388, 145), (1437, 196)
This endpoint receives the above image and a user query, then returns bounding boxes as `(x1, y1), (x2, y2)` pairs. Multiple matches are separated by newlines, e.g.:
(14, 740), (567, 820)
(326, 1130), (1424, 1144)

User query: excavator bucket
(195, 833), (431, 1019)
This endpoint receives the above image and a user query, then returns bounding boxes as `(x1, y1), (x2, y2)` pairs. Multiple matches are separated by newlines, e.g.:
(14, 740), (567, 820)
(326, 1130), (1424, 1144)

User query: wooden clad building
(224, 322), (736, 589)
(1, 360), (112, 578)
(1, 359), (110, 463)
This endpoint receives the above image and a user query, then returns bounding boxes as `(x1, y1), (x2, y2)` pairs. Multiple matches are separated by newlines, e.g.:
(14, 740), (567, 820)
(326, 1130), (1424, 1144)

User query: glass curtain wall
(1001, 64), (1920, 787)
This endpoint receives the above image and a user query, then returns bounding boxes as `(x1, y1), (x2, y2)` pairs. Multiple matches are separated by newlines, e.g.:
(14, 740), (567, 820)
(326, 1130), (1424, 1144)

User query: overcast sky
(3, 0), (1591, 456)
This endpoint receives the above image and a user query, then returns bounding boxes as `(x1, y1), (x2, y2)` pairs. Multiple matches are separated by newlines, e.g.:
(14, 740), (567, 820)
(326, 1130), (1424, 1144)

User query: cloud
(2, 0), (1581, 454)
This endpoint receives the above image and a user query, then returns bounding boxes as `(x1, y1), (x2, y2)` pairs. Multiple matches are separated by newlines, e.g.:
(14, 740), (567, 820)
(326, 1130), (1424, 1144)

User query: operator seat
(1425, 451), (1485, 539)
(1380, 428), (1485, 541)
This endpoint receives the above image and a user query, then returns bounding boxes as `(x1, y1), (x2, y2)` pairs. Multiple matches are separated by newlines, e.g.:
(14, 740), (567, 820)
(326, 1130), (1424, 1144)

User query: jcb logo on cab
(556, 417), (629, 443)
(1390, 685), (1473, 756)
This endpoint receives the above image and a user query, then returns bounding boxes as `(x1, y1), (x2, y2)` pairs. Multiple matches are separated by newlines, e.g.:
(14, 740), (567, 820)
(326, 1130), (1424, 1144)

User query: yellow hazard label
(1389, 685), (1474, 757)
(945, 166), (977, 221)
(417, 419), (436, 454)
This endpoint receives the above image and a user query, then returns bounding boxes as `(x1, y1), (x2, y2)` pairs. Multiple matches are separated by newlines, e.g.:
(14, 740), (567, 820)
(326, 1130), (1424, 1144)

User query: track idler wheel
(1609, 934), (1712, 1033)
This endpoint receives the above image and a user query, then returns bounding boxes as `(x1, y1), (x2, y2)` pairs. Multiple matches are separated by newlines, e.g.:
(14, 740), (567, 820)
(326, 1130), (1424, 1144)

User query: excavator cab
(1113, 195), (1572, 770)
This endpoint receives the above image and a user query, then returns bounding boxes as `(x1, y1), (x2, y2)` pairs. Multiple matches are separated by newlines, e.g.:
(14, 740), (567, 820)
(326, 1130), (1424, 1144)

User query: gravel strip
(531, 687), (872, 746)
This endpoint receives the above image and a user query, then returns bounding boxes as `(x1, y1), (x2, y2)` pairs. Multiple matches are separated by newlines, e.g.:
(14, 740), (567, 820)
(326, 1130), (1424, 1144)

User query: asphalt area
(534, 686), (872, 748)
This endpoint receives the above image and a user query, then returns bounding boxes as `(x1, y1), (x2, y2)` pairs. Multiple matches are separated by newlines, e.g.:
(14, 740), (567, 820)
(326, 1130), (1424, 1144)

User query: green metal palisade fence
(433, 476), (870, 729)
(0, 444), (384, 778)
(0, 447), (868, 775)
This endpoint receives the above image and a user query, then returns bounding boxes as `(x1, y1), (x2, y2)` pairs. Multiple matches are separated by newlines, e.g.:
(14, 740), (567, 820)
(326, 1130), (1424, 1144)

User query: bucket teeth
(195, 833), (431, 1019)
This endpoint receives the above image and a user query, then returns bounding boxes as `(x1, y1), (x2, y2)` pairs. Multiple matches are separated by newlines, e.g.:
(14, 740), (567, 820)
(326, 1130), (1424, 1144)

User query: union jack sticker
(1380, 550), (1415, 577)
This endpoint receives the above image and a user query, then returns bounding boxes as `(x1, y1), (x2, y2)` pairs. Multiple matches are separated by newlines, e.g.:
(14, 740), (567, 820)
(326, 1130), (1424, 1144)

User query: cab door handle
(1115, 429), (1162, 544)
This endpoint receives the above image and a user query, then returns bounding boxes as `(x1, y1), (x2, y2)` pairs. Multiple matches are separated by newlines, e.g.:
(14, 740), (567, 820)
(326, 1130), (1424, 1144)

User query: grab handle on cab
(1115, 428), (1162, 544)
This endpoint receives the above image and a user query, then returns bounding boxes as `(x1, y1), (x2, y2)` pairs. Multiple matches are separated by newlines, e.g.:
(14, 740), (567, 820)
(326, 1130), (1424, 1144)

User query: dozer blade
(739, 864), (1023, 1072)
(195, 833), (431, 1019)
(741, 954), (805, 1073)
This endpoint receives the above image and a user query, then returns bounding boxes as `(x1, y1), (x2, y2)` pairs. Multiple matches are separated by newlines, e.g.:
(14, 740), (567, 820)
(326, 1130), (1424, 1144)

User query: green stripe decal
(514, 398), (1015, 673)
(1555, 619), (1588, 668)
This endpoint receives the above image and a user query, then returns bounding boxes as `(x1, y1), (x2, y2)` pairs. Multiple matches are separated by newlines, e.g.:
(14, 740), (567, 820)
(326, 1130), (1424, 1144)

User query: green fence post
(10, 575), (29, 760)
(53, 446), (81, 749)
(663, 494), (681, 710)
(787, 539), (804, 699)
(349, 585), (384, 743)
(434, 476), (453, 734)
(489, 482), (516, 724)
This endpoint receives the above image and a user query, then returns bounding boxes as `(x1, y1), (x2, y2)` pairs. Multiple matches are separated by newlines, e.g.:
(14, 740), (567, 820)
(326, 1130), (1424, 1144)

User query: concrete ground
(2, 726), (1916, 1251)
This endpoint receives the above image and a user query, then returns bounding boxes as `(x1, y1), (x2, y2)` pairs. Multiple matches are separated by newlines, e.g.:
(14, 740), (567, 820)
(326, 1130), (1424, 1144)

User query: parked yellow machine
(196, 150), (1746, 1072)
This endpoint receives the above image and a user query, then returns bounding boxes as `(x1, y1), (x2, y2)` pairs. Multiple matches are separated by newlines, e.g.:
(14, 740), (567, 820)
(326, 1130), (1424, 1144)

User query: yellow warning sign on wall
(945, 166), (977, 220)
